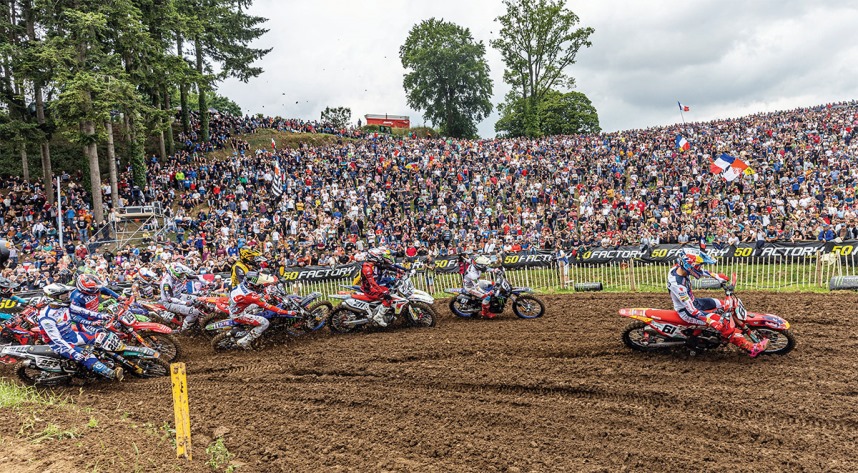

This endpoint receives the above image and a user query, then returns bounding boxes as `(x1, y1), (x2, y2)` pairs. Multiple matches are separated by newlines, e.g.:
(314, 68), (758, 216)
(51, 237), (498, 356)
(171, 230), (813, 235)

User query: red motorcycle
(618, 274), (795, 356)
(105, 296), (182, 362)
(0, 297), (48, 348)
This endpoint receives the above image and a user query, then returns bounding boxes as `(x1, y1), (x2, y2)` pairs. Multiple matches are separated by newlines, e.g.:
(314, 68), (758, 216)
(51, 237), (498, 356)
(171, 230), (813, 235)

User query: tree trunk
(127, 113), (147, 189)
(82, 120), (104, 225)
(154, 91), (167, 160)
(20, 143), (29, 182)
(24, 0), (53, 203)
(177, 34), (190, 135)
(105, 120), (120, 209)
(163, 86), (175, 155)
(195, 35), (210, 142)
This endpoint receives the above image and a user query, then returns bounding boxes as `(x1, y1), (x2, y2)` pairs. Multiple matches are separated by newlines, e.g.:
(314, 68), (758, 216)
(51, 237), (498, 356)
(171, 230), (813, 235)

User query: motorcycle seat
(644, 309), (686, 325)
(25, 345), (61, 357)
(351, 293), (375, 302)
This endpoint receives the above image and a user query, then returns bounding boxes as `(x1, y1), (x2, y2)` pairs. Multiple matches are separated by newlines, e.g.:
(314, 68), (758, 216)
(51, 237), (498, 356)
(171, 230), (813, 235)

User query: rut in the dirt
(2, 292), (857, 473)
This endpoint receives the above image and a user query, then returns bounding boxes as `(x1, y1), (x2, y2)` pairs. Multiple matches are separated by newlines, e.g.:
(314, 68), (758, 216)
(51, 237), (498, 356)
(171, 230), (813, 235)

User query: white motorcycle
(327, 269), (437, 333)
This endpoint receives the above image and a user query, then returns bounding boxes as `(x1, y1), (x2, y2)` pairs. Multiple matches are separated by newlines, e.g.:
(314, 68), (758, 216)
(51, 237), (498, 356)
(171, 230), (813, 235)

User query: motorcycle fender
(33, 355), (64, 371)
(745, 313), (789, 330)
(512, 287), (533, 294)
(444, 288), (464, 295)
(409, 293), (435, 304)
(123, 347), (160, 359)
(206, 319), (236, 331)
(343, 298), (372, 314)
(618, 308), (653, 324)
(131, 322), (173, 334)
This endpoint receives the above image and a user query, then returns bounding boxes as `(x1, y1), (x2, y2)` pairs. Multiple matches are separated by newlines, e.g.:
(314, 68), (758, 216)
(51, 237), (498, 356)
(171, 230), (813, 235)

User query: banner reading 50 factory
(577, 241), (857, 264)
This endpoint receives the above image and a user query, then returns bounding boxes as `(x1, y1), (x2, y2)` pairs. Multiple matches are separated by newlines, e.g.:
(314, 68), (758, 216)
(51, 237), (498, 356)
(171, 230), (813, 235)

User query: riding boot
(372, 304), (389, 327)
(480, 302), (496, 319)
(728, 333), (769, 357)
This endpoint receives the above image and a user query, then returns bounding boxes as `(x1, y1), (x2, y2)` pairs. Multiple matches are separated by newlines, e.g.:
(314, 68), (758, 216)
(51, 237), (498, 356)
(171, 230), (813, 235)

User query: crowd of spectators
(2, 101), (858, 290)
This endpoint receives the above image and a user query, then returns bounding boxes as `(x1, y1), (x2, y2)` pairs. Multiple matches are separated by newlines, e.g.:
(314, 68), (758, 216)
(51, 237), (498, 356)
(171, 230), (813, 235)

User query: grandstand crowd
(2, 102), (858, 290)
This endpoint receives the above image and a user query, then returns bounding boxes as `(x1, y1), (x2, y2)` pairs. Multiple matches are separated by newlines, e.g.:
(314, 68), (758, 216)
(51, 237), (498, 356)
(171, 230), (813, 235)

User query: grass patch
(206, 437), (237, 472)
(32, 423), (78, 443)
(0, 379), (67, 409)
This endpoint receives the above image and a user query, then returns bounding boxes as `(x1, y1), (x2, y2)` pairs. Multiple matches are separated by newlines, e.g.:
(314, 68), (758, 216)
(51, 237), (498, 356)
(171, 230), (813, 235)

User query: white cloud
(218, 0), (858, 136)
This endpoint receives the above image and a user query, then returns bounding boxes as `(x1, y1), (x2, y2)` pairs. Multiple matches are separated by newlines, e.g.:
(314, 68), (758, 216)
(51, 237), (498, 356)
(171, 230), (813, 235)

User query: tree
(496, 89), (600, 137)
(321, 106), (351, 129)
(182, 0), (271, 141)
(400, 18), (493, 138)
(491, 0), (594, 137)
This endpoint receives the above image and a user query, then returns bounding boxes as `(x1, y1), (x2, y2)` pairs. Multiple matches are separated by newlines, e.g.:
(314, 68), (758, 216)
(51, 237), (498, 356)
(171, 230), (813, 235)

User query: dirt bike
(618, 274), (795, 356)
(102, 296), (183, 362)
(446, 267), (545, 319)
(0, 297), (47, 348)
(327, 269), (437, 333)
(0, 330), (168, 387)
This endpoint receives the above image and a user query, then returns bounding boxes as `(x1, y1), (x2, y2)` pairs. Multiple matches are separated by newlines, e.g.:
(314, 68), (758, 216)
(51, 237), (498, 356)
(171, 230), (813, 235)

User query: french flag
(677, 101), (690, 112)
(675, 134), (690, 152)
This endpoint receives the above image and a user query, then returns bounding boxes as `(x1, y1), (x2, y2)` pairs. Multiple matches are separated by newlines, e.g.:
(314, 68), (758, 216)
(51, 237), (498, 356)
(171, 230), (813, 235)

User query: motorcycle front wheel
(211, 332), (239, 351)
(138, 332), (182, 362)
(747, 328), (795, 355)
(512, 295), (545, 319)
(327, 306), (360, 334)
(286, 301), (331, 336)
(405, 302), (437, 328)
(130, 357), (171, 378)
(198, 313), (228, 339)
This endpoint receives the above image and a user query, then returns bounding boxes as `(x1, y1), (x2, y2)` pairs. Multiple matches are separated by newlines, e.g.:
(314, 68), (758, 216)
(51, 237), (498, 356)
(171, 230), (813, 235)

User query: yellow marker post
(171, 362), (192, 460)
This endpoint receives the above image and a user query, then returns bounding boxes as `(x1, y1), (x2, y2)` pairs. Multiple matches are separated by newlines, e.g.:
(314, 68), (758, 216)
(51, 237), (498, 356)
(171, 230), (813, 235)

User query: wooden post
(629, 258), (637, 292)
(171, 363), (192, 460)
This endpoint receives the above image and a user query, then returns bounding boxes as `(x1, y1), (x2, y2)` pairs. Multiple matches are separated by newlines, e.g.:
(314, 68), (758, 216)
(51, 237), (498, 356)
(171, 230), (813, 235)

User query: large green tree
(496, 89), (600, 137)
(400, 18), (493, 138)
(491, 0), (594, 137)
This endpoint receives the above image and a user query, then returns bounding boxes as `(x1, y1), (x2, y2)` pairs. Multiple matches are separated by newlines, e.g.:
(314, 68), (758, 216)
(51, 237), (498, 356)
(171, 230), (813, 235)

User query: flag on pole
(677, 101), (690, 112)
(271, 138), (276, 149)
(675, 134), (691, 152)
(709, 153), (752, 181)
(271, 161), (283, 198)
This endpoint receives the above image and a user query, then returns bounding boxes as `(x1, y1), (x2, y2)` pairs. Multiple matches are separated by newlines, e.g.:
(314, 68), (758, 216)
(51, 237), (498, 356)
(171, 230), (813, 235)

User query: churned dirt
(1, 292), (857, 472)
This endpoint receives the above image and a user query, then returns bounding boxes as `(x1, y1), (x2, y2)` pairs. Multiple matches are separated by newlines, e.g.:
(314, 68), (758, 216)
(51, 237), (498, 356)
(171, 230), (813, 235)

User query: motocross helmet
(0, 275), (19, 298)
(44, 283), (75, 302)
(168, 262), (195, 280)
(239, 248), (263, 266)
(473, 255), (491, 272)
(676, 251), (716, 279)
(367, 247), (395, 266)
(138, 267), (157, 284)
(76, 274), (104, 295)
(243, 271), (264, 291)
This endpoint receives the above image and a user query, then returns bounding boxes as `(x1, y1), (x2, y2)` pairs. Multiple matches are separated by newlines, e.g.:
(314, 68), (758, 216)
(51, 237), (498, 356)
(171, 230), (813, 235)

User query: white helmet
(168, 262), (195, 279)
(473, 256), (491, 271)
(138, 267), (157, 284)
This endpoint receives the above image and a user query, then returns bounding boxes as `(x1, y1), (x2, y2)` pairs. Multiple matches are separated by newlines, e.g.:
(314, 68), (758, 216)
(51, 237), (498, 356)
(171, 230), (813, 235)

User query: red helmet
(76, 274), (104, 295)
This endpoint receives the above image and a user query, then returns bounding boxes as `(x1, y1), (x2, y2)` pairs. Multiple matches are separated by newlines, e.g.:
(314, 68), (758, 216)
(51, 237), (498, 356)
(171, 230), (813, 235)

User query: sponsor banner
(278, 264), (360, 282)
(575, 241), (854, 264)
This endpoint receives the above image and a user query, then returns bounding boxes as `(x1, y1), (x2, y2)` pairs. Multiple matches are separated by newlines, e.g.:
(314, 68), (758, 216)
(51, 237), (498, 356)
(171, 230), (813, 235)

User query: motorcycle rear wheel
(512, 295), (545, 319)
(16, 364), (71, 387)
(328, 306), (360, 334)
(211, 332), (239, 351)
(406, 302), (437, 328)
(449, 297), (477, 318)
(747, 328), (795, 355)
(621, 321), (672, 352)
(198, 313), (227, 339)
(138, 332), (182, 362)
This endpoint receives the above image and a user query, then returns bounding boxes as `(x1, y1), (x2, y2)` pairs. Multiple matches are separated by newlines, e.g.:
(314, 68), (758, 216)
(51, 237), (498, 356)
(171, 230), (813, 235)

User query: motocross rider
(134, 267), (159, 299)
(463, 255), (500, 319)
(231, 247), (267, 288)
(45, 279), (122, 379)
(159, 262), (208, 331)
(0, 276), (27, 306)
(69, 274), (122, 325)
(669, 251), (768, 357)
(359, 247), (405, 327)
(228, 271), (295, 348)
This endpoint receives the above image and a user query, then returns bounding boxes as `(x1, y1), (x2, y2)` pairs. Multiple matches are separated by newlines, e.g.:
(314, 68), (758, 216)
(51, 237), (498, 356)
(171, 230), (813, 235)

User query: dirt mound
(2, 292), (857, 472)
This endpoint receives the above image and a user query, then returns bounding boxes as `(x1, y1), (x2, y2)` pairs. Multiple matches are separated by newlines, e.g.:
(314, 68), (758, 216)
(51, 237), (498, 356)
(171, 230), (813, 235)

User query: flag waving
(675, 134), (691, 152)
(710, 153), (752, 181)
(677, 101), (690, 112)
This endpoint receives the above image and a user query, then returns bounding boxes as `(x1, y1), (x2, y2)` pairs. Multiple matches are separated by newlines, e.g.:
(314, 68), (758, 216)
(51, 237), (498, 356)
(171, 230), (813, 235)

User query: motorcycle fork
(104, 351), (144, 376)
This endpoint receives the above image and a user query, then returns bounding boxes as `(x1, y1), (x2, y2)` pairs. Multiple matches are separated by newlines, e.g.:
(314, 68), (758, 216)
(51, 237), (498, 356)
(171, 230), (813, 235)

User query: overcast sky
(218, 0), (858, 137)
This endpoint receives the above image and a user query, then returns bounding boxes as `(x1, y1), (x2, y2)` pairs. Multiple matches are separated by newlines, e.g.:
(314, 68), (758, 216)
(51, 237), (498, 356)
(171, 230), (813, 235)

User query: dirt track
(2, 292), (857, 472)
